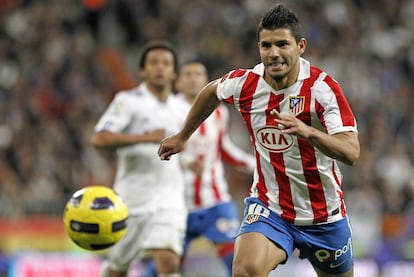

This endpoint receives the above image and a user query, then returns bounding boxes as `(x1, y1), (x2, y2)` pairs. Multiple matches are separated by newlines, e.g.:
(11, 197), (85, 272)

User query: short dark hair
(139, 40), (178, 72)
(257, 4), (303, 43)
(179, 59), (204, 68)
(178, 59), (209, 77)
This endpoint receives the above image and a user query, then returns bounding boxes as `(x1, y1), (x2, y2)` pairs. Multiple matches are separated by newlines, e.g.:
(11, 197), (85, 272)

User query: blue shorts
(238, 197), (354, 274)
(185, 201), (240, 251)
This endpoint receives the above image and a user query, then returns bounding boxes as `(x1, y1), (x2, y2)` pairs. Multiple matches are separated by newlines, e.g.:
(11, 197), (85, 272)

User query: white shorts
(106, 209), (187, 271)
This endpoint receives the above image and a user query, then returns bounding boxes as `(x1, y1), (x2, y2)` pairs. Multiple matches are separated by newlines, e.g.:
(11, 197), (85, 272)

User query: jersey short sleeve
(94, 92), (132, 133)
(216, 69), (249, 103)
(313, 75), (358, 135)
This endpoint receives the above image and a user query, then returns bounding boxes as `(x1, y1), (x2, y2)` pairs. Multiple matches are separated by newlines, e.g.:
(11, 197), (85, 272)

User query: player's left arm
(271, 109), (360, 165)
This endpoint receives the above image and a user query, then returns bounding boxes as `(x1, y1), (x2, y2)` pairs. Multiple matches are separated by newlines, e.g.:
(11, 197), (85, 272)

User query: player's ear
(298, 38), (307, 55)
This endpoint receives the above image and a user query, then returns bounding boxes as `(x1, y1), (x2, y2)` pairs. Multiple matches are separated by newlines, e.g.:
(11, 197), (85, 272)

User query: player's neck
(265, 63), (300, 91)
(265, 73), (298, 91)
(147, 83), (171, 102)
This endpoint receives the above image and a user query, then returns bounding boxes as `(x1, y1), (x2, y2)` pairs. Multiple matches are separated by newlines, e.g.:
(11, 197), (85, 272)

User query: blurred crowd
(0, 0), (413, 270)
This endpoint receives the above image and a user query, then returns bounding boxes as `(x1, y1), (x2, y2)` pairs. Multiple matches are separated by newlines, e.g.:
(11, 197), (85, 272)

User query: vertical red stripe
(194, 173), (202, 206)
(194, 122), (206, 206)
(323, 75), (355, 127)
(298, 140), (328, 223)
(237, 73), (264, 201)
(315, 100), (327, 131)
(298, 68), (328, 223)
(267, 93), (296, 223)
(211, 166), (221, 201)
(212, 109), (222, 201)
(332, 161), (346, 216)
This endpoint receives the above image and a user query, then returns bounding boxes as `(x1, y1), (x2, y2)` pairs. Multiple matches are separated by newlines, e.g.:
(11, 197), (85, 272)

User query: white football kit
(216, 58), (358, 226)
(94, 83), (187, 271)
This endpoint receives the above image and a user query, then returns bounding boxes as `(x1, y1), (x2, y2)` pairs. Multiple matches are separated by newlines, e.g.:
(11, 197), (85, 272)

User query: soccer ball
(63, 186), (128, 251)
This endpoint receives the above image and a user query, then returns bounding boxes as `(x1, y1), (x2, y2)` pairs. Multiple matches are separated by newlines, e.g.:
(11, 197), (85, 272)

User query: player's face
(176, 63), (208, 98)
(141, 49), (176, 90)
(258, 28), (306, 89)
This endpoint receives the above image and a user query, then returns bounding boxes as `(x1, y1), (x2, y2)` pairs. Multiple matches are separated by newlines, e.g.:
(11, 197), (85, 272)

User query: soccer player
(91, 40), (187, 277)
(178, 61), (256, 276)
(158, 4), (360, 277)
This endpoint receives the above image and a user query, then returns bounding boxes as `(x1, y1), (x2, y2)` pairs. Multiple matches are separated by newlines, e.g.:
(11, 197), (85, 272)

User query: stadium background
(0, 0), (413, 276)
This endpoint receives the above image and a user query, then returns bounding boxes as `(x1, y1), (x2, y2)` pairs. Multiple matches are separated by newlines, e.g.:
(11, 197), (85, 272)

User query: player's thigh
(233, 232), (286, 276)
(106, 216), (146, 270)
(297, 217), (353, 275)
(314, 266), (354, 277)
(144, 210), (187, 256)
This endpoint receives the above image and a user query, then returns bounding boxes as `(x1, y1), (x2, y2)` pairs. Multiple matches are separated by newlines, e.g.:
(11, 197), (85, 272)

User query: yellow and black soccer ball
(63, 186), (128, 251)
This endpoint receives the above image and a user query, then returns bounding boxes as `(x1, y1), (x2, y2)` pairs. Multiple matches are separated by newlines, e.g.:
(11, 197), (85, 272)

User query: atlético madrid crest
(289, 96), (305, 116)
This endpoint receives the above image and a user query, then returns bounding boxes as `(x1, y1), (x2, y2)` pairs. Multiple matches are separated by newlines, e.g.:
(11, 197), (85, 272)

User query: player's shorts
(238, 197), (354, 274)
(185, 201), (239, 250)
(106, 209), (187, 272)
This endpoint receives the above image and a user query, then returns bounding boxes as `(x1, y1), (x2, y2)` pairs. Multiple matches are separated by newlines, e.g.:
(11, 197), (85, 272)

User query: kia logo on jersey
(256, 126), (294, 152)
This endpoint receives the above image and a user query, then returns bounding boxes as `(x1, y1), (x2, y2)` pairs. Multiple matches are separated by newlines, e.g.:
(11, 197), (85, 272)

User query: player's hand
(144, 129), (166, 143)
(270, 109), (310, 139)
(158, 133), (185, 160)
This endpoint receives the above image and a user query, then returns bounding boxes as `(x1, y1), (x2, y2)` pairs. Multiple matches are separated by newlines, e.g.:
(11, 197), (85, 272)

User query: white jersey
(94, 83), (187, 215)
(216, 58), (358, 225)
(179, 99), (255, 211)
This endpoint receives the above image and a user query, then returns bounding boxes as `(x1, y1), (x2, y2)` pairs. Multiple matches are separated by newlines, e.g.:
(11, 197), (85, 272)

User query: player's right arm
(158, 79), (221, 160)
(92, 91), (167, 149)
(91, 129), (166, 149)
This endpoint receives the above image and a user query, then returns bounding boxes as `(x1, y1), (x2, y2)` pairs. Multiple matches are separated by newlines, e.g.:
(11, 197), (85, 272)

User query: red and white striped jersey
(180, 101), (255, 212)
(216, 58), (358, 226)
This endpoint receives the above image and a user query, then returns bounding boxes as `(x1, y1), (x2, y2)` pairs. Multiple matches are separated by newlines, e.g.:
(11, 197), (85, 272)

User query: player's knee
(99, 261), (110, 277)
(100, 260), (127, 277)
(156, 259), (181, 274)
(232, 264), (260, 277)
(232, 259), (265, 277)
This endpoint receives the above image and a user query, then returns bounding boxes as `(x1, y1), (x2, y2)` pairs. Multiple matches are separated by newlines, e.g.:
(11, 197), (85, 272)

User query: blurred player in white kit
(91, 40), (187, 277)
